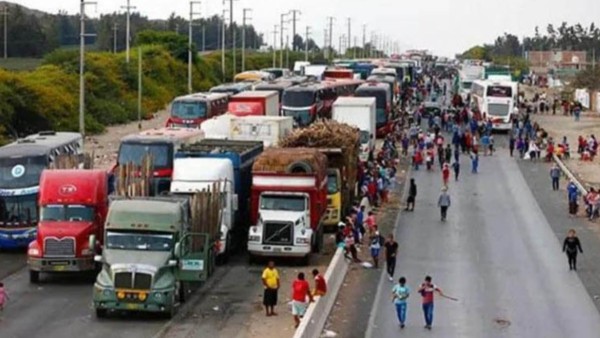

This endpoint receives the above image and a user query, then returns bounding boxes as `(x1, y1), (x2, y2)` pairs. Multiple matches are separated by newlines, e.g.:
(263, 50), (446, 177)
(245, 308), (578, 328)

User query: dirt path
(84, 110), (169, 170)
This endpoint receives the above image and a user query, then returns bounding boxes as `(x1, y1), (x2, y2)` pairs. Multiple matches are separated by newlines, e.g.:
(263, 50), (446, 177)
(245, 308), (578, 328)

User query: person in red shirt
(291, 272), (313, 328)
(442, 163), (450, 187)
(312, 269), (327, 297)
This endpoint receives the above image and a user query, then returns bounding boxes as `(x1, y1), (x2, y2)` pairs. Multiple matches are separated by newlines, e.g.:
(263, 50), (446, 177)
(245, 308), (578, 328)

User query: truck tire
(248, 253), (256, 265)
(29, 270), (40, 284)
(178, 282), (186, 303)
(217, 234), (231, 266)
(95, 308), (108, 318)
(286, 161), (313, 174)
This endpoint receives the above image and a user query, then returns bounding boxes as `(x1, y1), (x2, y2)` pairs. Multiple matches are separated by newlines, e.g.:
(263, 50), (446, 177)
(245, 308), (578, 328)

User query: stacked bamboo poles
(50, 153), (94, 169)
(189, 181), (223, 251)
(115, 154), (153, 197)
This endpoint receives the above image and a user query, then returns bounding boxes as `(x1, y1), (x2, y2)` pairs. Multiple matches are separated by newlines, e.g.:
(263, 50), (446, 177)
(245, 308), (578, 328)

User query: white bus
(470, 80), (518, 130)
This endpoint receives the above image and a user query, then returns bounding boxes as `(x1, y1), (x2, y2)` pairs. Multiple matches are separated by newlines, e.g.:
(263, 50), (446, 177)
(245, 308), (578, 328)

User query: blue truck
(172, 139), (264, 261)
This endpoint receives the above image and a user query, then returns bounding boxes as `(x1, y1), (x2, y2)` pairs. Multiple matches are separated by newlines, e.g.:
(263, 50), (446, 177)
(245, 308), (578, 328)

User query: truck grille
(44, 237), (75, 257)
(114, 272), (153, 289)
(263, 222), (293, 246)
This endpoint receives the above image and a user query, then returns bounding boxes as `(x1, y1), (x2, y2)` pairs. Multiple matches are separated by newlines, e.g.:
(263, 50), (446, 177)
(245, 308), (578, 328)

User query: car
(422, 101), (442, 117)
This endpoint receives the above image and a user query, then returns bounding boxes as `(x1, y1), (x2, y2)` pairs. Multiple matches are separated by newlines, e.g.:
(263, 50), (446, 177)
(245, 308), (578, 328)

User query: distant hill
(0, 1), (49, 18)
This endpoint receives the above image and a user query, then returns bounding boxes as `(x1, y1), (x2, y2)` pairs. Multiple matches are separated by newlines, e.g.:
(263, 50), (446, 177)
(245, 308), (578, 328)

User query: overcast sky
(13, 0), (600, 56)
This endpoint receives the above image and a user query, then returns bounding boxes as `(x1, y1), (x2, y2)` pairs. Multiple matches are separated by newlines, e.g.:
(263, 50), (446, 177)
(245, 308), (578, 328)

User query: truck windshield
(0, 194), (37, 225)
(40, 205), (94, 222)
(359, 131), (370, 144)
(260, 195), (306, 212)
(282, 90), (315, 107)
(106, 231), (174, 252)
(0, 155), (47, 189)
(326, 174), (339, 194)
(171, 101), (208, 119)
(118, 142), (171, 169)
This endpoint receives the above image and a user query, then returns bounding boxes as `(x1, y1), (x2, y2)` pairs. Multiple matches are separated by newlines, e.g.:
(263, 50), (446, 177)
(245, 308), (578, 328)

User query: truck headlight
(138, 292), (147, 301)
(154, 292), (163, 300)
(249, 235), (261, 242)
(103, 289), (112, 297)
(28, 248), (40, 257)
(117, 291), (126, 299)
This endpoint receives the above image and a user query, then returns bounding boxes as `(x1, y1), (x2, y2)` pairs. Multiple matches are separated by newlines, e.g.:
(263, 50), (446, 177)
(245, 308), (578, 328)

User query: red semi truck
(228, 90), (280, 117)
(247, 148), (328, 265)
(27, 170), (109, 283)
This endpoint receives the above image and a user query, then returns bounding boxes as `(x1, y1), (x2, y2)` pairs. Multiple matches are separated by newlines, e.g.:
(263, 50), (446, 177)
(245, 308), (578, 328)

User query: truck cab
(28, 170), (109, 283)
(93, 197), (217, 318)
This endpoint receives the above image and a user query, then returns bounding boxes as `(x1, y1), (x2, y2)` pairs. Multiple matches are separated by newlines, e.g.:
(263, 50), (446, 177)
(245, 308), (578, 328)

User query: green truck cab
(92, 195), (220, 318)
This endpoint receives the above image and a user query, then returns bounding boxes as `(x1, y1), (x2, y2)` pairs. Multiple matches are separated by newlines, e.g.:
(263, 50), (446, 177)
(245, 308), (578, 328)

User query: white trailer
(200, 114), (234, 139)
(332, 97), (376, 162)
(229, 116), (293, 147)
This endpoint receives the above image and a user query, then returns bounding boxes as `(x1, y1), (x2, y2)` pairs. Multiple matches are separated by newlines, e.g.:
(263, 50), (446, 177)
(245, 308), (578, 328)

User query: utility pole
(280, 12), (289, 69)
(121, 0), (136, 63)
(241, 8), (251, 72)
(304, 26), (311, 62)
(79, 0), (97, 138)
(202, 23), (206, 51)
(272, 25), (279, 68)
(188, 1), (202, 94)
(289, 10), (301, 51)
(1, 5), (8, 59)
(353, 36), (357, 59)
(285, 34), (290, 69)
(338, 34), (343, 56)
(362, 24), (366, 59)
(137, 47), (142, 130)
(221, 8), (227, 82)
(347, 17), (351, 57)
(323, 28), (328, 60)
(112, 23), (118, 53)
(326, 16), (334, 63)
(224, 0), (237, 78)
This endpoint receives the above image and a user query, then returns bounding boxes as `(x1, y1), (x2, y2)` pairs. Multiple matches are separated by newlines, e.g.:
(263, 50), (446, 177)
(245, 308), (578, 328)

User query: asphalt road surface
(366, 150), (600, 337)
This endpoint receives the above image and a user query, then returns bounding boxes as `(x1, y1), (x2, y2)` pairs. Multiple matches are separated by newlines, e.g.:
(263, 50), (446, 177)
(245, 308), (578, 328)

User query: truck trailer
(230, 116), (293, 147)
(227, 90), (280, 117)
(332, 97), (376, 162)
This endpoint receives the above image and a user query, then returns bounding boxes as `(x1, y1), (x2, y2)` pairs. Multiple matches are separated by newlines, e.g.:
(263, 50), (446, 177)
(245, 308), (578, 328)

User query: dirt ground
(532, 113), (600, 186)
(84, 110), (169, 169)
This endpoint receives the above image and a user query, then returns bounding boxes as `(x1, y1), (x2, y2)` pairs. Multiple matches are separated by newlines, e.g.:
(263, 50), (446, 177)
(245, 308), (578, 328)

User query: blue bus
(0, 131), (83, 249)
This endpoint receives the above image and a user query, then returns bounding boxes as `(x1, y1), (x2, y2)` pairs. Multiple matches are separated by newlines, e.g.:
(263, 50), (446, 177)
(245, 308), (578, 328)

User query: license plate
(273, 247), (282, 253)
(53, 265), (66, 271)
(126, 303), (139, 310)
(49, 261), (69, 266)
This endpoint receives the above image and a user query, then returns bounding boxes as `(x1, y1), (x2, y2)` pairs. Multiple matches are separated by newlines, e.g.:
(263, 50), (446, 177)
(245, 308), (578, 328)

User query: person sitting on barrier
(585, 188), (599, 220)
(312, 269), (327, 297)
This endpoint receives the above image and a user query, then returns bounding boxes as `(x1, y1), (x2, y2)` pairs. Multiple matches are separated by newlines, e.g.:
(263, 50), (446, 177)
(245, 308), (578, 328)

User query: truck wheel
(248, 253), (256, 265)
(95, 308), (108, 318)
(164, 294), (177, 319)
(29, 270), (40, 284)
(178, 282), (186, 303)
(217, 234), (231, 266)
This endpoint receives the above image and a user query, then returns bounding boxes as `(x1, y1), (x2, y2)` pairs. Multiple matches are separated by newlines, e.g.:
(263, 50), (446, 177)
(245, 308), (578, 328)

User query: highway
(366, 147), (600, 337)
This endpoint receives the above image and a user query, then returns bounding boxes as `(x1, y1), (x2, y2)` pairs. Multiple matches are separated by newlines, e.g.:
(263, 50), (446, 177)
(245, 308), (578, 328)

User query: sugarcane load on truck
(280, 120), (360, 231)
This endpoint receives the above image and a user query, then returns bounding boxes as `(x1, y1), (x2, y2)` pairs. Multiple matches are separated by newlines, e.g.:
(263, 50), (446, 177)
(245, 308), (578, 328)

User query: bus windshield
(486, 86), (512, 98)
(118, 142), (171, 169)
(282, 90), (316, 107)
(0, 193), (37, 224)
(40, 205), (94, 222)
(356, 89), (387, 109)
(0, 155), (47, 189)
(171, 101), (208, 119)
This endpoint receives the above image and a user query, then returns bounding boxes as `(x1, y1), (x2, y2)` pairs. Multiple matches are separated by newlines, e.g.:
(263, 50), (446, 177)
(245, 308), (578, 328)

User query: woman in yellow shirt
(262, 261), (280, 316)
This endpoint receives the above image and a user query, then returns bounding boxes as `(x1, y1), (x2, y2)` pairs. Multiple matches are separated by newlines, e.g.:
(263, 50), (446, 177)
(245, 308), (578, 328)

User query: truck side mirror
(174, 242), (181, 258)
(89, 234), (96, 253)
(233, 194), (239, 211)
(94, 255), (103, 263)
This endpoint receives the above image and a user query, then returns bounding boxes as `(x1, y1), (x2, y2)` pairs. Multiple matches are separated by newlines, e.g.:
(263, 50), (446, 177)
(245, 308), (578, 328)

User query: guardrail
(293, 247), (349, 338)
(552, 154), (588, 195)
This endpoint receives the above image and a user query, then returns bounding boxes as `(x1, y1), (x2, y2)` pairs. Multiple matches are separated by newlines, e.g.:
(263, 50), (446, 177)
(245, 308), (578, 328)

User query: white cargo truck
(230, 116), (293, 147)
(332, 97), (376, 162)
(200, 114), (234, 139)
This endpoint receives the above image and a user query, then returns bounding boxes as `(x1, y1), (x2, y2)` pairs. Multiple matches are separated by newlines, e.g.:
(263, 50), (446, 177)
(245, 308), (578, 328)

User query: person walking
(418, 276), (449, 330)
(442, 163), (450, 187)
(509, 134), (515, 157)
(563, 229), (583, 270)
(470, 153), (479, 174)
(567, 181), (579, 216)
(550, 164), (561, 191)
(452, 161), (460, 181)
(369, 231), (384, 269)
(384, 234), (399, 282)
(312, 269), (327, 297)
(437, 187), (451, 221)
(392, 277), (410, 329)
(262, 261), (280, 317)
(0, 282), (8, 312)
(406, 178), (417, 211)
(291, 272), (314, 328)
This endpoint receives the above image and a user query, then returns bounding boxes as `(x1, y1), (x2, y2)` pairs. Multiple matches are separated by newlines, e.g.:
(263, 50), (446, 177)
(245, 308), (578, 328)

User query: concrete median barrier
(293, 247), (349, 338)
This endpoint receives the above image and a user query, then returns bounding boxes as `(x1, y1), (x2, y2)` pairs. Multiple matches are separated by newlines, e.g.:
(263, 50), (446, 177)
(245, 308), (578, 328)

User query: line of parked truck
(0, 57), (421, 319)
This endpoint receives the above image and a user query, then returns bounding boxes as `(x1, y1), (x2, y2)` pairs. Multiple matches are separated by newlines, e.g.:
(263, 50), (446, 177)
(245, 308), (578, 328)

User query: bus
(281, 83), (327, 127)
(209, 82), (253, 95)
(323, 68), (355, 80)
(166, 92), (230, 128)
(470, 80), (518, 130)
(234, 70), (274, 83)
(0, 131), (83, 249)
(321, 79), (364, 118)
(355, 82), (393, 137)
(116, 127), (205, 195)
(367, 74), (397, 103)
(254, 80), (296, 103)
